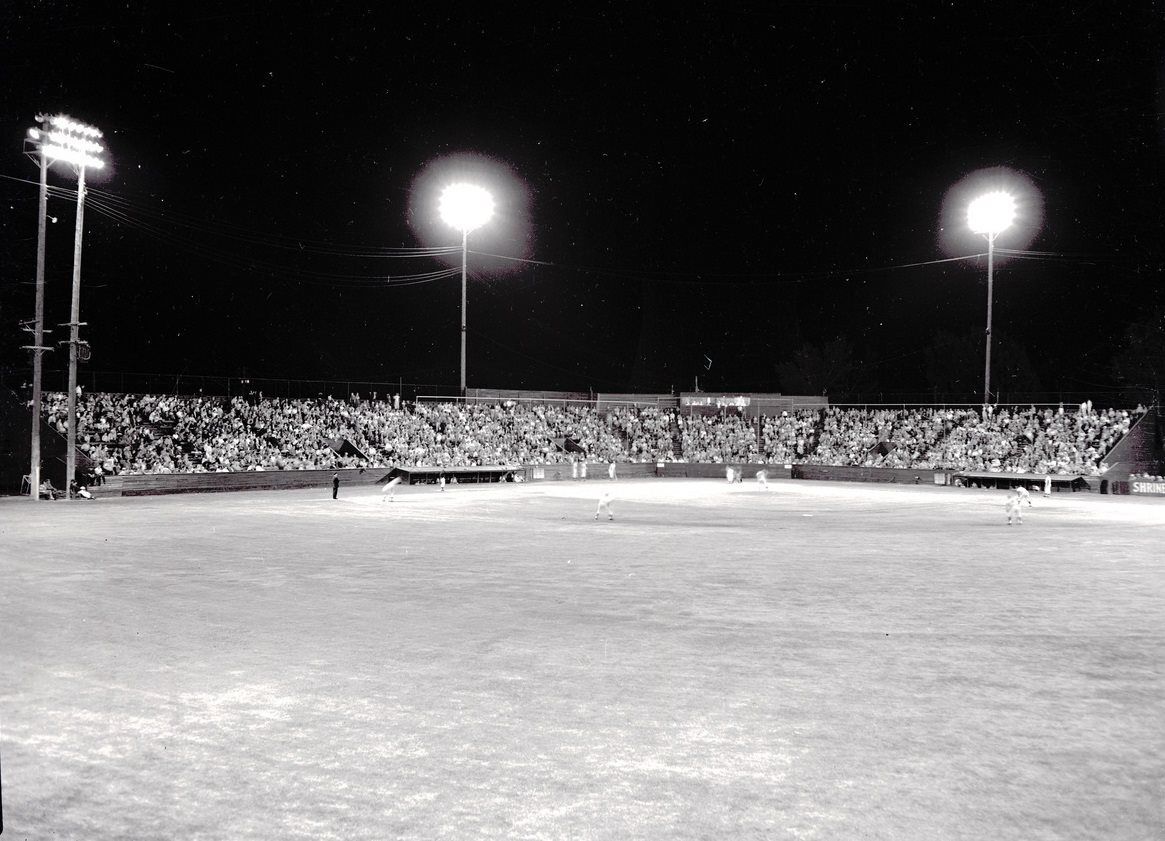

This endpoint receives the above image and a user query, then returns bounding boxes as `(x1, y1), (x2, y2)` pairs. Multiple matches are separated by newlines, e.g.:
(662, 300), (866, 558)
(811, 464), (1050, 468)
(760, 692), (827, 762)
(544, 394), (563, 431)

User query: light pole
(438, 183), (494, 397)
(967, 190), (1015, 408)
(25, 114), (105, 499)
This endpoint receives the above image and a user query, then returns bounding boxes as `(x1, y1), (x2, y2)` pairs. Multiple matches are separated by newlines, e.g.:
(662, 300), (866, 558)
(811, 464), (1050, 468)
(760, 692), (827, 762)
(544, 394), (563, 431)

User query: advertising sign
(1130, 479), (1165, 495)
(681, 394), (751, 408)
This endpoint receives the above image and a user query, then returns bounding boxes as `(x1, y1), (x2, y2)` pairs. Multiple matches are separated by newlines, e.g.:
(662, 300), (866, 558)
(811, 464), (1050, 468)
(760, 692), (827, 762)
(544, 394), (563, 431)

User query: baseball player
(1005, 491), (1024, 525)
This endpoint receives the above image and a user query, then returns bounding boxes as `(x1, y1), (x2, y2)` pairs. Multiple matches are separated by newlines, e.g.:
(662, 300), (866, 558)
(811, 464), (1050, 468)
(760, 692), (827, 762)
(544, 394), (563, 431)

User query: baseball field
(1, 478), (1161, 840)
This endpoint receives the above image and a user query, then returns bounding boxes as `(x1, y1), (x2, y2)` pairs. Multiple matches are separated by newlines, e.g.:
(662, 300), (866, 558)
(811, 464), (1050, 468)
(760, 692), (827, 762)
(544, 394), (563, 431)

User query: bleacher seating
(39, 391), (1145, 480)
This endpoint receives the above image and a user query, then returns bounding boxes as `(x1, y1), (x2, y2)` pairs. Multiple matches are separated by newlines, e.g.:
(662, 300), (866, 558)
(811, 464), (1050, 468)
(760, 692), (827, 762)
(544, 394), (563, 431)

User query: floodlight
(41, 143), (105, 169)
(50, 114), (103, 138)
(24, 112), (106, 499)
(967, 190), (1016, 407)
(968, 191), (1015, 236)
(29, 116), (107, 170)
(435, 181), (495, 397)
(439, 183), (494, 233)
(46, 130), (105, 153)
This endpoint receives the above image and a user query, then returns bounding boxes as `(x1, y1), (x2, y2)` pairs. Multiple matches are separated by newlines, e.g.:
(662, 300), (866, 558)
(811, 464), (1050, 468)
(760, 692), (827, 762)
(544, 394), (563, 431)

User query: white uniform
(1005, 493), (1023, 525)
(595, 491), (614, 521)
(1043, 475), (1052, 496)
(381, 476), (402, 502)
(726, 466), (735, 484)
(608, 462), (617, 480)
(756, 469), (769, 490)
(1016, 486), (1032, 506)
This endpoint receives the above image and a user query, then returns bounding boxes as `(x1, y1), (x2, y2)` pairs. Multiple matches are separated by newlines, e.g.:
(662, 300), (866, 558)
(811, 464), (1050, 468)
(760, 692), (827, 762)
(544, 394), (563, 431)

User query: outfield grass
(1, 479), (1162, 840)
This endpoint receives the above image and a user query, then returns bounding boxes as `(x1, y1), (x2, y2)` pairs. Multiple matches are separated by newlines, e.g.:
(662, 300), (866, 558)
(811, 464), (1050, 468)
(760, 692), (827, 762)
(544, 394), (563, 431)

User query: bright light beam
(439, 183), (494, 233)
(968, 190), (1016, 236)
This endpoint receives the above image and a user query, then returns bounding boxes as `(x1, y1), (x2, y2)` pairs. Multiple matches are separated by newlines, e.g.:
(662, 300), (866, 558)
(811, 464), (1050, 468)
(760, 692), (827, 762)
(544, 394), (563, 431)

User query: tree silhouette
(776, 337), (857, 395)
(1110, 306), (1165, 404)
(923, 330), (1043, 401)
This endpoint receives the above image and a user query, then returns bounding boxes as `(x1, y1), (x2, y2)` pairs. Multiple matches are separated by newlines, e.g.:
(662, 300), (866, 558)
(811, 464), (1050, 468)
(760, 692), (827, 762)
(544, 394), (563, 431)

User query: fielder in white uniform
(595, 491), (614, 521)
(1005, 491), (1024, 525)
(1015, 485), (1033, 507)
(381, 476), (402, 502)
(608, 462), (617, 480)
(756, 469), (769, 490)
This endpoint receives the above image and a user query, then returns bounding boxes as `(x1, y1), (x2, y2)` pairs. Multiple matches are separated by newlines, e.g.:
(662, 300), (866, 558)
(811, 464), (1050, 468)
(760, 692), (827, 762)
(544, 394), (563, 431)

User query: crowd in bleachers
(680, 411), (759, 463)
(42, 393), (683, 476)
(41, 391), (1145, 478)
(798, 403), (1141, 475)
(761, 410), (819, 464)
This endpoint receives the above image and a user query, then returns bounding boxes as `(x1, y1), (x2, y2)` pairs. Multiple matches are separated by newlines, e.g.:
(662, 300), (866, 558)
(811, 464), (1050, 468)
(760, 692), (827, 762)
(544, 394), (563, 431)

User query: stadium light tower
(968, 190), (1015, 408)
(24, 114), (106, 500)
(438, 183), (494, 397)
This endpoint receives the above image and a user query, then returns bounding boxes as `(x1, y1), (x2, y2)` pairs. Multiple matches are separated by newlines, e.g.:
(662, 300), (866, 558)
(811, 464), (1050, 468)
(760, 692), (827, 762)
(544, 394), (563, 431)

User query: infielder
(1005, 491), (1024, 525)
(595, 491), (614, 521)
(381, 476), (402, 502)
(756, 469), (770, 490)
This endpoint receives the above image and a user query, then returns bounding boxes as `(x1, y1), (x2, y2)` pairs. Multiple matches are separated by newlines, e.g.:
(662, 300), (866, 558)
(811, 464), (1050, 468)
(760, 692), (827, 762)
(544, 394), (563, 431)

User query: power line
(84, 186), (460, 258)
(0, 174), (457, 259)
(83, 196), (462, 286)
(470, 249), (991, 286)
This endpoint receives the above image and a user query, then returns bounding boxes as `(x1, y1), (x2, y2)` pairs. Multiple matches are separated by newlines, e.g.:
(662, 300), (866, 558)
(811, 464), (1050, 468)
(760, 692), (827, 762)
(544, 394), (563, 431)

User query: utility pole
(21, 116), (52, 500)
(460, 228), (468, 397)
(982, 230), (996, 409)
(63, 165), (87, 497)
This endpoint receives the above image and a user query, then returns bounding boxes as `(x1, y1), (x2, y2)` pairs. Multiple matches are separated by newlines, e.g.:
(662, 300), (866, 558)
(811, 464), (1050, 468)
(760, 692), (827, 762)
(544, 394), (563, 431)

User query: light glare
(50, 114), (103, 138)
(31, 114), (107, 169)
(968, 191), (1016, 235)
(439, 183), (494, 233)
(46, 130), (104, 153)
(42, 144), (105, 169)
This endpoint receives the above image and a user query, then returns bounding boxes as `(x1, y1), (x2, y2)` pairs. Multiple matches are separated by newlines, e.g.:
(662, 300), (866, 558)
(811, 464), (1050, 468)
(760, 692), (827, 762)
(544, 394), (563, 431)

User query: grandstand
(1, 385), (1160, 498)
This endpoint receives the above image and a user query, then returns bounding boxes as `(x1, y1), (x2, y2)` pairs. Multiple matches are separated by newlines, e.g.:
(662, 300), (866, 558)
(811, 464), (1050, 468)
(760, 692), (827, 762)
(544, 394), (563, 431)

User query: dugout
(792, 464), (937, 485)
(951, 471), (1086, 492)
(390, 465), (519, 485)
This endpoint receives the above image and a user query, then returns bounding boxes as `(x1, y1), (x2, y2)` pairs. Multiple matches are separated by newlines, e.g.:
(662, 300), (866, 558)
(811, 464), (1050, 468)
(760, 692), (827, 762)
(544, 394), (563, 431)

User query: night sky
(2, 4), (1163, 400)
